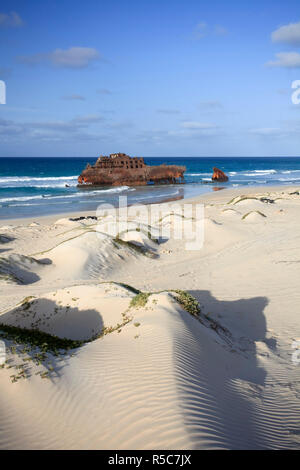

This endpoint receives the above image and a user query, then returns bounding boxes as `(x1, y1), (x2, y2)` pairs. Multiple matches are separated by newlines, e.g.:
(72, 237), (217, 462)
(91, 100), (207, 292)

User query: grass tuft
(130, 293), (151, 309)
(241, 210), (267, 220)
(171, 290), (201, 317)
(0, 323), (83, 352)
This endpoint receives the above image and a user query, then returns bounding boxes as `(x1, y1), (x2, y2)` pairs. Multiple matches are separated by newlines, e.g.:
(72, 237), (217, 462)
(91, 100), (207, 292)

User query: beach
(2, 157), (300, 219)
(0, 184), (299, 449)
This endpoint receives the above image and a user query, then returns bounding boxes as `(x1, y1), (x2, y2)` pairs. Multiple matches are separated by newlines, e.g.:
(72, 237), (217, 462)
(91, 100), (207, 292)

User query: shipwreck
(78, 153), (186, 187)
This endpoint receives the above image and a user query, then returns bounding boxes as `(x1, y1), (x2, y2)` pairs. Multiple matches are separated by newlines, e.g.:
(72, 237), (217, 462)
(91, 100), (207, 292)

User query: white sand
(0, 185), (299, 449)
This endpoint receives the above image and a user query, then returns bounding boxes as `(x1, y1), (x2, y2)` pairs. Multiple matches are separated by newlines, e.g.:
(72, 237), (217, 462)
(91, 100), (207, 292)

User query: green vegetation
(99, 280), (141, 295)
(130, 292), (150, 309)
(115, 283), (141, 294)
(113, 237), (158, 258)
(157, 212), (195, 223)
(0, 282), (203, 384)
(0, 323), (83, 352)
(20, 296), (36, 310)
(233, 196), (259, 205)
(227, 195), (244, 205)
(30, 229), (98, 256)
(171, 290), (201, 318)
(241, 210), (267, 220)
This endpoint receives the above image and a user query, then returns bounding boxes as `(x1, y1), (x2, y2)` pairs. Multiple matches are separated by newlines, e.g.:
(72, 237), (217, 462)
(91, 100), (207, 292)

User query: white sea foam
(0, 175), (79, 189)
(186, 173), (211, 176)
(243, 171), (276, 177)
(278, 177), (300, 182)
(0, 186), (134, 205)
(0, 175), (78, 183)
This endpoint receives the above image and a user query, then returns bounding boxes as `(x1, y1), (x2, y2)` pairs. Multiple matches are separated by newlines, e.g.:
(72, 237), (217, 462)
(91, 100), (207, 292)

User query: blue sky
(1, 0), (300, 157)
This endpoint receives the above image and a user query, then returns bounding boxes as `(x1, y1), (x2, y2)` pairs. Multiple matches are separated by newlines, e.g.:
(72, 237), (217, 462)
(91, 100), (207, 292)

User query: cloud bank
(18, 47), (100, 69)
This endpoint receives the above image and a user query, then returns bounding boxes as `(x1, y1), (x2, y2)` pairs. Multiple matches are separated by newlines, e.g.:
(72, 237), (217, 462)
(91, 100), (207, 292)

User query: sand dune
(0, 187), (299, 449)
(0, 285), (299, 449)
(0, 254), (48, 285)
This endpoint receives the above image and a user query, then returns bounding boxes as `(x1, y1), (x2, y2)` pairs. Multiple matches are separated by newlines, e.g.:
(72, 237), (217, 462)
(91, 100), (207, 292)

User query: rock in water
(212, 167), (229, 182)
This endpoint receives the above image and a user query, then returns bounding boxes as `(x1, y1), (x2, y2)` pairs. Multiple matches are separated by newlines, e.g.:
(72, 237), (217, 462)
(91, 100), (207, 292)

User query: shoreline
(1, 184), (298, 226)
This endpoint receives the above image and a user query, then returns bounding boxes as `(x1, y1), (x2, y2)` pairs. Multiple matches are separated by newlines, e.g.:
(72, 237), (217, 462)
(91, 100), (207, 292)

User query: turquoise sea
(1, 157), (300, 219)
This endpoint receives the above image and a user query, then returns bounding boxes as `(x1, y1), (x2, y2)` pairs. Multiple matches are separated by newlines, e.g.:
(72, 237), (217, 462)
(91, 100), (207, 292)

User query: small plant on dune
(113, 237), (158, 258)
(241, 210), (267, 220)
(227, 195), (244, 205)
(117, 282), (141, 294)
(0, 323), (85, 383)
(0, 323), (83, 352)
(130, 292), (150, 309)
(157, 212), (195, 224)
(99, 280), (141, 295)
(233, 196), (259, 205)
(222, 208), (236, 212)
(171, 290), (201, 318)
(20, 296), (35, 310)
(30, 229), (97, 256)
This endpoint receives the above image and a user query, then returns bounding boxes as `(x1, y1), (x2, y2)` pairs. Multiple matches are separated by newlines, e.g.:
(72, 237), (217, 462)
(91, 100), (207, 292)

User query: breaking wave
(0, 186), (134, 205)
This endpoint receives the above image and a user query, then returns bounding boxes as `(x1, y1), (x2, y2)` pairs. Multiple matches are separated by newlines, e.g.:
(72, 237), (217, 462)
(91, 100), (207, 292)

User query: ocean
(1, 156), (300, 219)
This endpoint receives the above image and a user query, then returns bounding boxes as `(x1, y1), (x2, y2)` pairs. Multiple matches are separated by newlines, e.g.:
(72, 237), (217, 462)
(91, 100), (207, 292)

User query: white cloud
(26, 114), (103, 133)
(50, 47), (100, 68)
(0, 11), (23, 28)
(249, 127), (287, 137)
(271, 21), (300, 46)
(266, 52), (300, 68)
(18, 47), (100, 69)
(181, 121), (217, 130)
(0, 113), (106, 143)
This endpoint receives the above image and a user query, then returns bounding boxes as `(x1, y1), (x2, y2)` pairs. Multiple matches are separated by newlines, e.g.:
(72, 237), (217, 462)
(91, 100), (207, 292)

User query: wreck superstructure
(78, 153), (186, 187)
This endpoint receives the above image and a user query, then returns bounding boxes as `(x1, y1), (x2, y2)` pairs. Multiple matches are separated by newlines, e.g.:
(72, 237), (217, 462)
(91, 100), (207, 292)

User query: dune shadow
(35, 258), (52, 265)
(174, 290), (272, 449)
(0, 235), (15, 254)
(0, 261), (40, 284)
(0, 255), (54, 285)
(0, 235), (15, 244)
(190, 290), (270, 349)
(0, 248), (12, 254)
(0, 298), (104, 381)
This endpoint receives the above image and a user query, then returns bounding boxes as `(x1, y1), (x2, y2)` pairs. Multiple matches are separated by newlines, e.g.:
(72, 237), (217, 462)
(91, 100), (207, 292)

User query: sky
(1, 0), (300, 157)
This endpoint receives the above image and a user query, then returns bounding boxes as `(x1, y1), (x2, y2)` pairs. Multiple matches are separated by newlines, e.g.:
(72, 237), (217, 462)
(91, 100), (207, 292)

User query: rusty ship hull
(78, 153), (186, 187)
